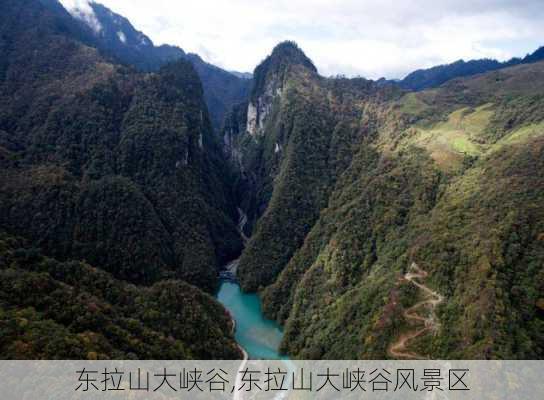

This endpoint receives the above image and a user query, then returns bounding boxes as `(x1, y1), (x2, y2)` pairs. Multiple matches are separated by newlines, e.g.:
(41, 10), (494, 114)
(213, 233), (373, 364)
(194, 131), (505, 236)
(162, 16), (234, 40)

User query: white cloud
(60, 0), (102, 34)
(62, 0), (544, 79)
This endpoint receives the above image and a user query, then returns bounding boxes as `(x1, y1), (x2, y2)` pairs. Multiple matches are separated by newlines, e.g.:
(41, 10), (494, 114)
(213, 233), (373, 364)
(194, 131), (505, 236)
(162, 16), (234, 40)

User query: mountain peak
(251, 41), (316, 102)
(268, 41), (317, 73)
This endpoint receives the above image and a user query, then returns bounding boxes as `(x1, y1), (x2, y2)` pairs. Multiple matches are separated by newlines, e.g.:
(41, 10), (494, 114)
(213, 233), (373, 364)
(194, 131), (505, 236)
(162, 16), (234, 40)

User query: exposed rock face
(0, 0), (244, 361)
(246, 86), (282, 136)
(246, 102), (258, 135)
(244, 41), (316, 137)
(222, 102), (249, 167)
(218, 42), (322, 242)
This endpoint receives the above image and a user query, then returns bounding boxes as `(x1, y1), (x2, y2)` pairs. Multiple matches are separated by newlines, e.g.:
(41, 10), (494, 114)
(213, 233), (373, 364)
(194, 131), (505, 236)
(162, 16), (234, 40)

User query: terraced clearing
(409, 105), (492, 169)
(398, 102), (544, 171)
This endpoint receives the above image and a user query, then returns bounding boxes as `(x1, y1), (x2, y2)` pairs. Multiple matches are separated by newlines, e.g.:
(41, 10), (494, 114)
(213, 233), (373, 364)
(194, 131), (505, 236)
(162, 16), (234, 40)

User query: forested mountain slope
(0, 231), (240, 359)
(0, 0), (244, 289)
(0, 0), (242, 358)
(229, 42), (544, 359)
(231, 42), (403, 291)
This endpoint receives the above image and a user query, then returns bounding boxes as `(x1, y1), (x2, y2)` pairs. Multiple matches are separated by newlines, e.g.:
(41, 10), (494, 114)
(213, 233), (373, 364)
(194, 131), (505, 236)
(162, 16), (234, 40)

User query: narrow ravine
(388, 262), (444, 360)
(217, 208), (287, 360)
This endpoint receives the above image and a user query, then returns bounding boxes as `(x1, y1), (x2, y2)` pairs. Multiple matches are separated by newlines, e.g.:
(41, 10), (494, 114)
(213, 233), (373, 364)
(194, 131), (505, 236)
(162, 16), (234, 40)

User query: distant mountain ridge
(53, 0), (544, 123)
(399, 46), (544, 90)
(53, 0), (250, 129)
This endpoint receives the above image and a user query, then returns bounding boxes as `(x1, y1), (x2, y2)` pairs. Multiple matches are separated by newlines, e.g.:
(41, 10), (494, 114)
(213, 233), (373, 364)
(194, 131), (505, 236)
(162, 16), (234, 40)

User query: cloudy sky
(60, 0), (544, 79)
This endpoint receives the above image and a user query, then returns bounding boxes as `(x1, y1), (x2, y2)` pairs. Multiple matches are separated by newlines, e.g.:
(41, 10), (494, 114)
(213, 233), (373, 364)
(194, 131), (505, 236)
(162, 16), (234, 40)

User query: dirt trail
(388, 262), (444, 360)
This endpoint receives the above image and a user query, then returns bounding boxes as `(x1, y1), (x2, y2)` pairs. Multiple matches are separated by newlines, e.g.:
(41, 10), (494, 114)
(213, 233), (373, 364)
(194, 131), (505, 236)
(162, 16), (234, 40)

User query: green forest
(0, 0), (542, 360)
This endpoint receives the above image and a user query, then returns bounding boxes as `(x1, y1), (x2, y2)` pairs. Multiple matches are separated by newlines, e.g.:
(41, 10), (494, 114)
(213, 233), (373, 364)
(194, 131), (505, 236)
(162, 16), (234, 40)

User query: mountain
(227, 41), (402, 292)
(227, 42), (544, 359)
(0, 0), (241, 358)
(54, 0), (250, 129)
(523, 46), (544, 63)
(400, 46), (544, 91)
(400, 58), (506, 91)
(2, 0), (543, 361)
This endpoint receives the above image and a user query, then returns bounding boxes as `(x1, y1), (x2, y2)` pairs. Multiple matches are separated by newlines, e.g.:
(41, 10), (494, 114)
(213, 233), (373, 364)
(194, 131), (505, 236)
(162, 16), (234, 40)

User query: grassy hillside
(2, 1), (542, 361)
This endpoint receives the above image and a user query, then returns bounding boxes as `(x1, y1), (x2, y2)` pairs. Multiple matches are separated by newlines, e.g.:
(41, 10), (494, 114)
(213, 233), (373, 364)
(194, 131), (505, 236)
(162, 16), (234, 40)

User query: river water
(216, 208), (288, 360)
(217, 281), (287, 360)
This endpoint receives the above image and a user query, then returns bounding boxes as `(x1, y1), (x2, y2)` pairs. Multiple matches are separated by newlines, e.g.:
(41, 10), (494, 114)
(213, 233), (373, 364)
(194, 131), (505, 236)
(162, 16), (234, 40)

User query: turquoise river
(217, 281), (288, 360)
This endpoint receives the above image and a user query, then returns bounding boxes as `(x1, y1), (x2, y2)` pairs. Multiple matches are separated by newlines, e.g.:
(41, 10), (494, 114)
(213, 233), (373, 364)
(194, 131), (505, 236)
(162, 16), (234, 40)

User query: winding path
(388, 262), (444, 360)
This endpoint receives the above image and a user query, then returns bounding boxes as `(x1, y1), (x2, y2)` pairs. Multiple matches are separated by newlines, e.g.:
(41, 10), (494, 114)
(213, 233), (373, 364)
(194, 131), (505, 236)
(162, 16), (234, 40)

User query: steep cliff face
(222, 42), (319, 232)
(228, 42), (403, 292)
(3, 1), (543, 361)
(222, 101), (248, 168)
(246, 41), (317, 137)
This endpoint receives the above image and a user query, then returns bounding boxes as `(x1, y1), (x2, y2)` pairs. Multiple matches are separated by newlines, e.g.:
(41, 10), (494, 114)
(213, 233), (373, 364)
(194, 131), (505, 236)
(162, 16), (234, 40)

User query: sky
(59, 0), (544, 80)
